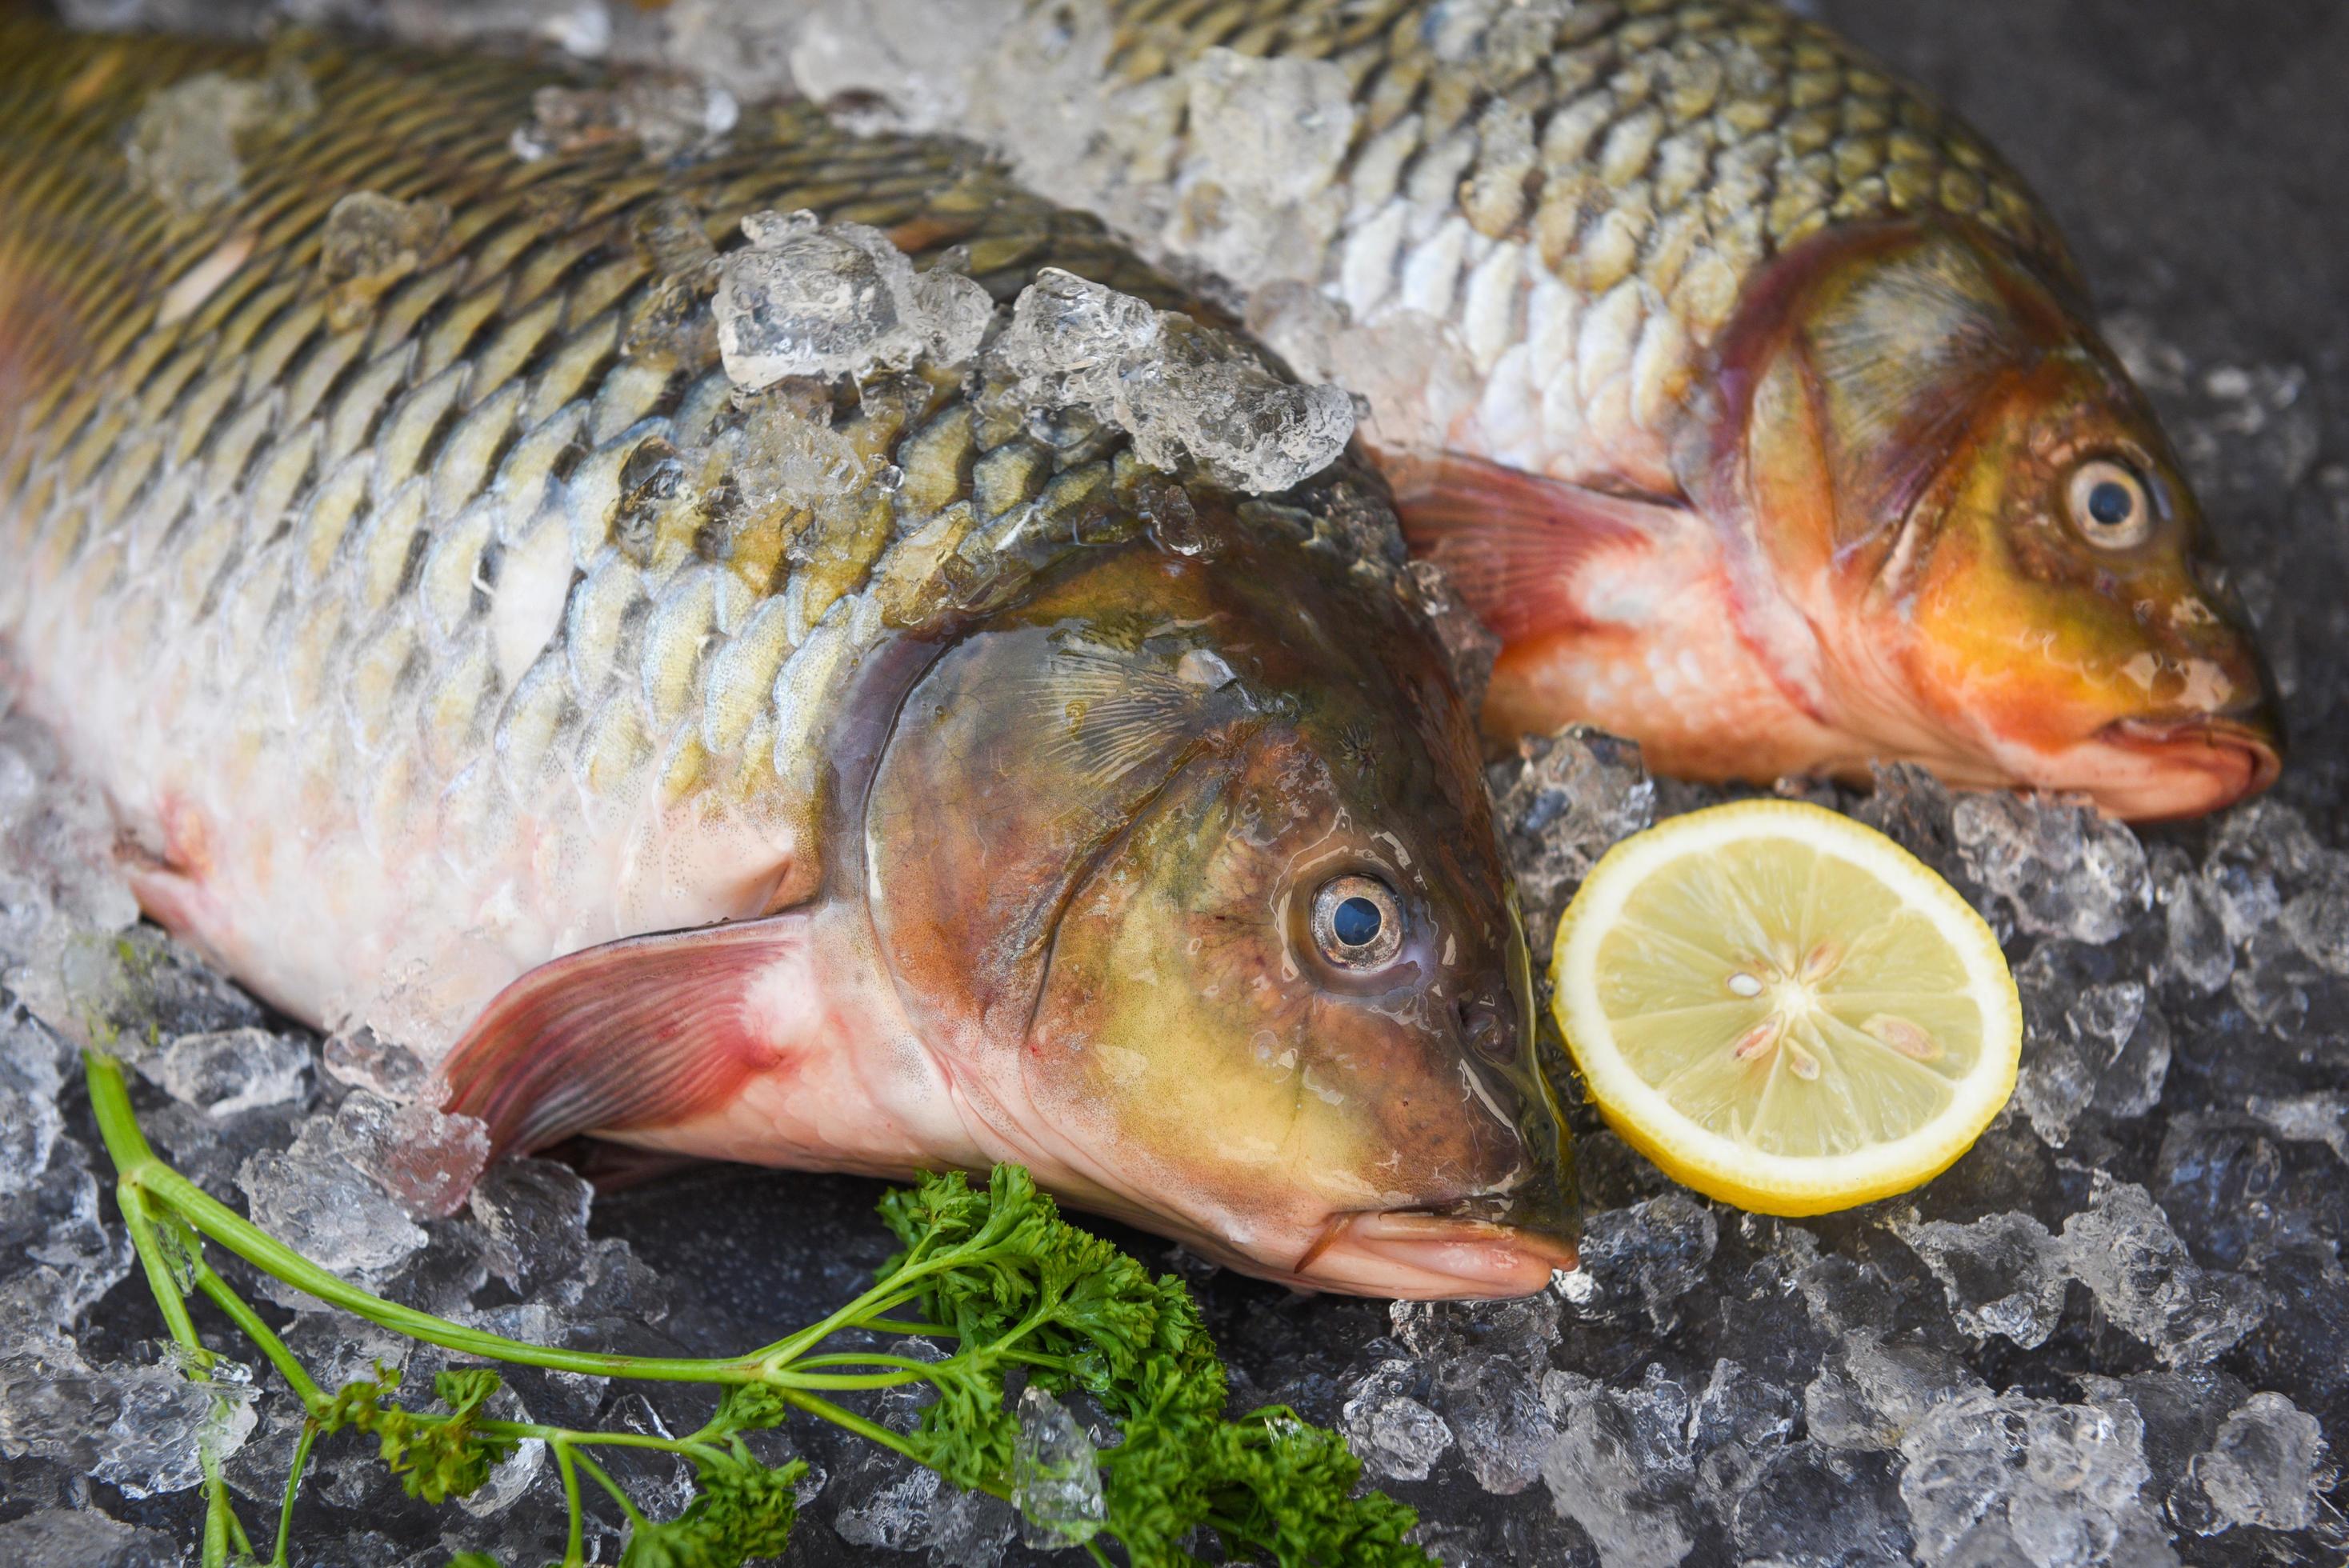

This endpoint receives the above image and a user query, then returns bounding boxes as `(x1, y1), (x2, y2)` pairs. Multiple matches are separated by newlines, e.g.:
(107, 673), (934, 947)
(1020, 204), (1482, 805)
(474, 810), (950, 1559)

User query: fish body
(0, 18), (1573, 1297)
(787, 0), (2282, 818)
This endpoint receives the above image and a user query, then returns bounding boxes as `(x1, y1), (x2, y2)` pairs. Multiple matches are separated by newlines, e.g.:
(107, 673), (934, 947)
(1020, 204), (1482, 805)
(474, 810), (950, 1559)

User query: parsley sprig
(82, 1050), (1432, 1567)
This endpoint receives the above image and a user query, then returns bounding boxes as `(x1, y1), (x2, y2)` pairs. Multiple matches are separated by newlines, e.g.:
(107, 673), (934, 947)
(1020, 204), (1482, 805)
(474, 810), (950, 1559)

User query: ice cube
(1896, 1386), (2167, 1567)
(1429, 1354), (1553, 1495)
(2013, 942), (2149, 1145)
(511, 78), (738, 162)
(326, 1089), (491, 1219)
(1341, 1360), (1453, 1482)
(2, 1137), (134, 1320)
(139, 1026), (311, 1117)
(468, 1156), (594, 1293)
(381, 0), (614, 58)
(1571, 1191), (1719, 1334)
(236, 1118), (428, 1288)
(318, 190), (451, 330)
(0, 1336), (256, 1499)
(1951, 790), (2149, 945)
(2149, 845), (2235, 994)
(994, 268), (1355, 494)
(1538, 1370), (1698, 1568)
(1170, 48), (1357, 288)
(0, 1008), (65, 1198)
(1804, 1332), (1983, 1453)
(0, 1506), (179, 1568)
(1010, 1385), (1105, 1547)
(1730, 1442), (1915, 1566)
(2153, 1114), (2284, 1272)
(662, 0), (807, 102)
(2183, 1391), (2327, 1533)
(2061, 1180), (2267, 1367)
(1487, 727), (1655, 957)
(1891, 1209), (2070, 1348)
(2244, 1090), (2349, 1163)
(125, 64), (316, 216)
(319, 1022), (433, 1104)
(714, 210), (991, 390)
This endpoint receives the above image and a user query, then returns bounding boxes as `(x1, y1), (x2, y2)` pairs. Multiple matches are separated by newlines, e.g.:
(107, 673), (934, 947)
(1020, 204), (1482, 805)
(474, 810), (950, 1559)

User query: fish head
(862, 528), (1575, 1298)
(1727, 222), (2280, 820)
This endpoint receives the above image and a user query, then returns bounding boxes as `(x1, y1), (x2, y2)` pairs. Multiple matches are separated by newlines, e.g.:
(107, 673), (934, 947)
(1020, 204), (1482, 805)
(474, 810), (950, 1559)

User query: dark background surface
(31, 2), (2349, 1564)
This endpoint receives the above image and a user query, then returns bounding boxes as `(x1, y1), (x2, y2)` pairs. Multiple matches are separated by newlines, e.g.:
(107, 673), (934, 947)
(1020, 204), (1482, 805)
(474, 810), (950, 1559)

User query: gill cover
(862, 539), (1571, 1269)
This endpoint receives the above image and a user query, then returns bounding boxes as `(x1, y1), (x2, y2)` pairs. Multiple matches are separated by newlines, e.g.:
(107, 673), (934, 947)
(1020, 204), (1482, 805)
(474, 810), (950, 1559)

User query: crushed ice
(713, 209), (991, 390)
(994, 267), (1356, 494)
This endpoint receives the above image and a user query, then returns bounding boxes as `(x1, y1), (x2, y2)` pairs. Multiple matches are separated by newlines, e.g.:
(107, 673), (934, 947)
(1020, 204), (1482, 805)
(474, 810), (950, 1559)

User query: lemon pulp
(1550, 800), (2022, 1216)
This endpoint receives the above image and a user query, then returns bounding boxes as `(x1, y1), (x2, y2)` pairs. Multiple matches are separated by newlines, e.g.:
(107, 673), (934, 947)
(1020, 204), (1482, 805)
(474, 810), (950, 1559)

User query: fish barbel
(0, 14), (1576, 1297)
(778, 0), (2283, 819)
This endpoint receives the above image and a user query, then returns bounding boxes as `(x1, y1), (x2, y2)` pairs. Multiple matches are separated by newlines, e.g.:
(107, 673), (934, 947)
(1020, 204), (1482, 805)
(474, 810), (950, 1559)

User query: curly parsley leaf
(619, 1441), (806, 1568)
(317, 1363), (520, 1506)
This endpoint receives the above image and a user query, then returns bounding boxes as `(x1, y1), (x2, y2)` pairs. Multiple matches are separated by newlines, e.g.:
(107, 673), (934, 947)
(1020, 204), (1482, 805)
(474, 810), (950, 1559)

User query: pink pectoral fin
(1398, 454), (1690, 643)
(439, 916), (806, 1156)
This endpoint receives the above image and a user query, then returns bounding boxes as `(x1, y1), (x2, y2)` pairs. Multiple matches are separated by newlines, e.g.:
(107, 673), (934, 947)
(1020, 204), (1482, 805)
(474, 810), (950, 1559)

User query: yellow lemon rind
(1550, 798), (2023, 1218)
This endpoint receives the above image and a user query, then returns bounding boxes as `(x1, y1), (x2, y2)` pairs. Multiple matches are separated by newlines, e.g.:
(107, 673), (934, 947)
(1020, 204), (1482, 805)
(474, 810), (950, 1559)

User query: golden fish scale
(0, 20), (1296, 937)
(1101, 0), (2067, 318)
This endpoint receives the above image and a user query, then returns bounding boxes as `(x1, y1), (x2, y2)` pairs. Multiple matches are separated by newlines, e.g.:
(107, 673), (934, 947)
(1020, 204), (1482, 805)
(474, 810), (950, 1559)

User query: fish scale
(946, 0), (2069, 486)
(0, 16), (1391, 1040)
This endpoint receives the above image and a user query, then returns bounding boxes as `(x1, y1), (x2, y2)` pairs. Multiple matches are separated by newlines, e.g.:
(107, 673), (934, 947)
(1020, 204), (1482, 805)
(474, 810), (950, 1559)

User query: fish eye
(1311, 874), (1405, 970)
(2066, 459), (2155, 550)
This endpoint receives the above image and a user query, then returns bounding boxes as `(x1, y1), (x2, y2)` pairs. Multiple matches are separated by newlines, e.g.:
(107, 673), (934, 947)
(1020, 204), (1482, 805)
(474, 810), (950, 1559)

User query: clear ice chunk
(714, 210), (991, 390)
(1804, 1332), (1984, 1453)
(2013, 942), (2149, 1145)
(139, 1026), (311, 1117)
(1539, 1370), (1697, 1568)
(1891, 1208), (2071, 1348)
(994, 267), (1355, 494)
(318, 190), (451, 330)
(2059, 1179), (2267, 1367)
(236, 1118), (427, 1288)
(1340, 1359), (1453, 1482)
(1896, 1386), (2168, 1567)
(1171, 48), (1358, 289)
(1010, 1385), (1106, 1547)
(125, 64), (316, 216)
(329, 1089), (492, 1219)
(320, 1024), (432, 1103)
(1951, 791), (2150, 945)
(2184, 1391), (2327, 1533)
(0, 1505), (180, 1567)
(1571, 1191), (1719, 1334)
(1485, 727), (1655, 957)
(511, 79), (739, 162)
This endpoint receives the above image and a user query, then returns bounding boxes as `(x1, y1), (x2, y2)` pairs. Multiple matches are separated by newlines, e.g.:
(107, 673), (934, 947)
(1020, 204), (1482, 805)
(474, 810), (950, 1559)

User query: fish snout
(2097, 704), (2283, 820)
(1300, 1192), (1580, 1300)
(2104, 709), (2283, 817)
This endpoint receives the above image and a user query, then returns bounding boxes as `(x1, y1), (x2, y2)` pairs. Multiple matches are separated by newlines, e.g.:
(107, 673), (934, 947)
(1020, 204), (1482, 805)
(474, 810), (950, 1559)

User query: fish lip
(1292, 1195), (1580, 1301)
(1296, 1187), (1587, 1295)
(2095, 712), (2282, 818)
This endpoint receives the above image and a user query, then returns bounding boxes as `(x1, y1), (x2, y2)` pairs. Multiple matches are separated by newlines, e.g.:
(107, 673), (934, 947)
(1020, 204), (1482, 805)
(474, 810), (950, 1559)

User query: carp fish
(0, 14), (1576, 1298)
(778, 0), (2284, 820)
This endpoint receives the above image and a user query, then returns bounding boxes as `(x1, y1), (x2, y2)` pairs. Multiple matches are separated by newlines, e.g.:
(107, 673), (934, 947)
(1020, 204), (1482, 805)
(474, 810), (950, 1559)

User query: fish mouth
(2090, 712), (2283, 821)
(1293, 1189), (1579, 1301)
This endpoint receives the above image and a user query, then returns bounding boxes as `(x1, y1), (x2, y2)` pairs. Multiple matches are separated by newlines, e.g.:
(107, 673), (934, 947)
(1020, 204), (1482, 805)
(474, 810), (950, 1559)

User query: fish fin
(439, 916), (803, 1156)
(1398, 454), (1688, 642)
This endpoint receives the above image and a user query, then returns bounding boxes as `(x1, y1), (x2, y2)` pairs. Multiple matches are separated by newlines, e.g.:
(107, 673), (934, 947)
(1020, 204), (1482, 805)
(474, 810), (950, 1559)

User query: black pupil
(1332, 895), (1383, 947)
(2087, 479), (2136, 526)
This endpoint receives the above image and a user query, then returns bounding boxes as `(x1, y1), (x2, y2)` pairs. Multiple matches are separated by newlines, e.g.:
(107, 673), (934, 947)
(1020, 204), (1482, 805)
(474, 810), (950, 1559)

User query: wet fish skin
(849, 0), (2280, 818)
(0, 18), (1574, 1297)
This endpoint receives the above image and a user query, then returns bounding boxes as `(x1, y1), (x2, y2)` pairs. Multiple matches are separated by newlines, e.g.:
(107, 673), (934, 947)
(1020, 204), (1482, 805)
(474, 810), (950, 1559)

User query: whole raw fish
(0, 15), (1575, 1298)
(778, 0), (2283, 819)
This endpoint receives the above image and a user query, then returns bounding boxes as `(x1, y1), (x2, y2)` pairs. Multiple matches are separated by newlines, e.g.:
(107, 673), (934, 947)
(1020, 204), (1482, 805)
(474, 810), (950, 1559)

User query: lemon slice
(1551, 800), (2021, 1216)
